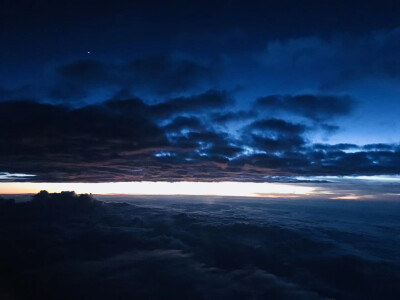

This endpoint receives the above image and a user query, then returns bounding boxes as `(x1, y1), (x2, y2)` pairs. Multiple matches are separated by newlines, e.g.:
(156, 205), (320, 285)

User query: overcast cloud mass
(1, 0), (400, 184)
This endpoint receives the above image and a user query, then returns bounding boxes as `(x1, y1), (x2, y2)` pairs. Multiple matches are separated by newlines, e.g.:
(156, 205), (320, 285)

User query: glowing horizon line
(0, 181), (315, 198)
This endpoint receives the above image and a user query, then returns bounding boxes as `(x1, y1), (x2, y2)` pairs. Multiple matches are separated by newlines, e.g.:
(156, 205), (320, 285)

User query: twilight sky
(1, 0), (400, 195)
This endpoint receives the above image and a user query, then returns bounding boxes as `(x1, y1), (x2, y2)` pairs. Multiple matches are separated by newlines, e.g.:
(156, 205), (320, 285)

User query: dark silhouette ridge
(32, 190), (101, 212)
(0, 191), (103, 222)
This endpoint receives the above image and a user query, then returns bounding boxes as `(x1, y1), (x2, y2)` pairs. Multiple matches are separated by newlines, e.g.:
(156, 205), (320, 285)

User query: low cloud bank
(0, 192), (399, 299)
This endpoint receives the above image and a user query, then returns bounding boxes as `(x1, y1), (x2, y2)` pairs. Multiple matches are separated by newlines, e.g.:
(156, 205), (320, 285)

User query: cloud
(0, 192), (399, 299)
(49, 56), (220, 101)
(0, 97), (398, 182)
(247, 118), (307, 135)
(312, 143), (359, 151)
(0, 86), (37, 102)
(126, 55), (220, 94)
(149, 89), (232, 118)
(255, 94), (354, 121)
(0, 172), (36, 181)
(211, 110), (257, 124)
(243, 119), (307, 152)
(362, 143), (398, 151)
(30, 190), (103, 214)
(163, 116), (205, 132)
(0, 100), (168, 181)
(257, 27), (400, 89)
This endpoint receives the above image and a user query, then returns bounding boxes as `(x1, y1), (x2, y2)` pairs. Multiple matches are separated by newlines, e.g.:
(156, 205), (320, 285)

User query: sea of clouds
(0, 193), (399, 299)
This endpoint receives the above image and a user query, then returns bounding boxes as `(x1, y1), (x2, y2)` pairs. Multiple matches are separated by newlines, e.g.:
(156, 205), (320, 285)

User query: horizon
(1, 175), (400, 200)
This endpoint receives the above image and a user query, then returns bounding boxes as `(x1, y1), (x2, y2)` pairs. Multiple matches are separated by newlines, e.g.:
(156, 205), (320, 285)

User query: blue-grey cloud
(149, 89), (232, 118)
(255, 94), (354, 121)
(257, 27), (400, 89)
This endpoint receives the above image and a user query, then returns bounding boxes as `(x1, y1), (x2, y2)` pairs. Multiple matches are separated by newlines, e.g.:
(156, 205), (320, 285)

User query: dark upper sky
(1, 0), (400, 182)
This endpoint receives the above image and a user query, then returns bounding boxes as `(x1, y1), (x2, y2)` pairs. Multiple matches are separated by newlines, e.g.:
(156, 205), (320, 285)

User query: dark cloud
(1, 97), (399, 182)
(244, 119), (307, 152)
(0, 100), (168, 181)
(149, 89), (232, 118)
(162, 127), (242, 162)
(313, 143), (359, 151)
(319, 123), (340, 134)
(49, 60), (110, 100)
(362, 143), (398, 151)
(163, 116), (205, 132)
(256, 27), (400, 90)
(126, 56), (220, 94)
(302, 146), (400, 176)
(56, 60), (110, 84)
(0, 193), (399, 299)
(255, 94), (354, 121)
(247, 118), (307, 135)
(49, 56), (220, 101)
(211, 110), (257, 124)
(0, 97), (242, 181)
(249, 135), (305, 153)
(206, 144), (243, 159)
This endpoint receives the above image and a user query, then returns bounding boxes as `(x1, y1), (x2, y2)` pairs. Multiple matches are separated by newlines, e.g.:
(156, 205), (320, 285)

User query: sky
(1, 0), (400, 197)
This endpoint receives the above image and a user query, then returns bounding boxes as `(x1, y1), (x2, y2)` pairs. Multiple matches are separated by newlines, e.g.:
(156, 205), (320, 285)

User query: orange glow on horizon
(0, 181), (315, 198)
(331, 195), (361, 200)
(331, 194), (376, 200)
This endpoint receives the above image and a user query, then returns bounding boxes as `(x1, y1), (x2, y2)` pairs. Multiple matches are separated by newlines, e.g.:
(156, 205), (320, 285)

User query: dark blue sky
(1, 0), (400, 183)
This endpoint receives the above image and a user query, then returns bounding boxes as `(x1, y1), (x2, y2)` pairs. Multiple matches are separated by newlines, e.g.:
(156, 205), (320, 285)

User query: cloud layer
(0, 193), (399, 299)
(1, 28), (400, 182)
(255, 94), (354, 121)
(1, 93), (399, 182)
